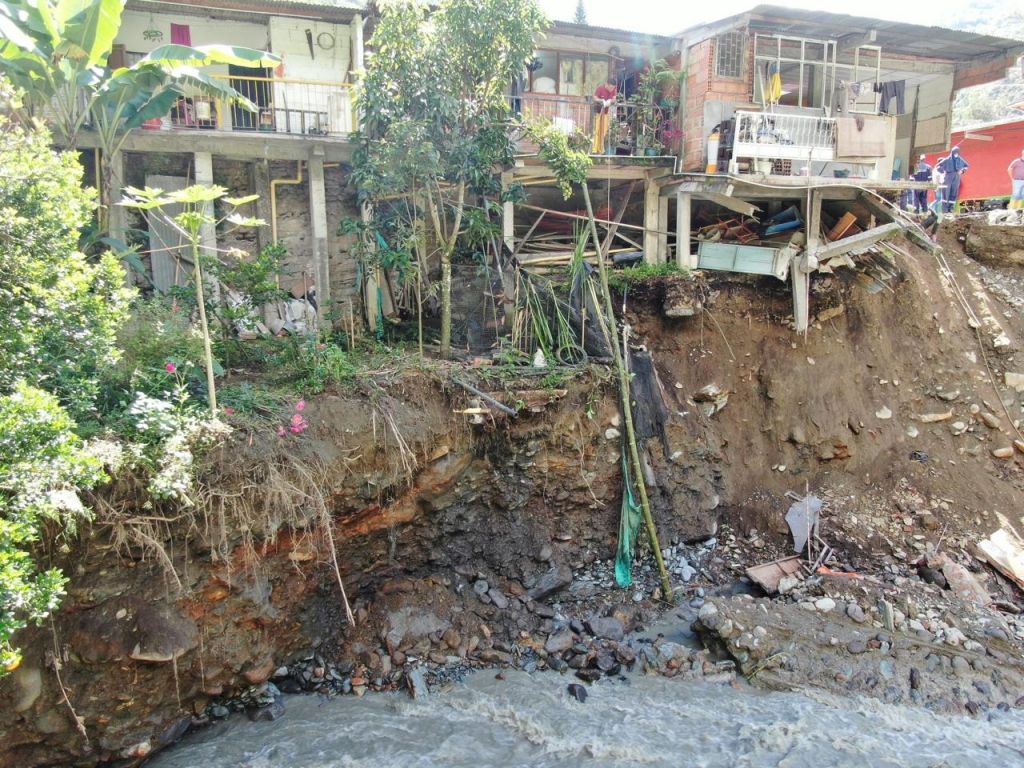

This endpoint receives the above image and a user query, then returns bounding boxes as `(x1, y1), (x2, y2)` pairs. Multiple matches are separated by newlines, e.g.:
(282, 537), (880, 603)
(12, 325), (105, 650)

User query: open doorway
(229, 64), (272, 131)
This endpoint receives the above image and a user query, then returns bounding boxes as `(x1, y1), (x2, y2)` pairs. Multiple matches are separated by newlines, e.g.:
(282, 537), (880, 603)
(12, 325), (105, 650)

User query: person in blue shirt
(911, 154), (932, 214)
(936, 147), (968, 213)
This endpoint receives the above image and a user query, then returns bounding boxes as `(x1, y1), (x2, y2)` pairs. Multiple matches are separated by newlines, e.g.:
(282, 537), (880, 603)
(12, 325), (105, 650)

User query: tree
(0, 101), (132, 418)
(0, 385), (103, 673)
(573, 0), (588, 25)
(353, 0), (548, 357)
(0, 0), (279, 233)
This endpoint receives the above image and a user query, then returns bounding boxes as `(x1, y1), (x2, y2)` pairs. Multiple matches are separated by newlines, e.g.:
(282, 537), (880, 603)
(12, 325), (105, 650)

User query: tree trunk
(439, 182), (466, 359)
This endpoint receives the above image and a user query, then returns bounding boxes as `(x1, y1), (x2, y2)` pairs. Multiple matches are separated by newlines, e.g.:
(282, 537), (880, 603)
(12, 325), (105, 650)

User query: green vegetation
(352, 0), (548, 357)
(606, 262), (683, 292)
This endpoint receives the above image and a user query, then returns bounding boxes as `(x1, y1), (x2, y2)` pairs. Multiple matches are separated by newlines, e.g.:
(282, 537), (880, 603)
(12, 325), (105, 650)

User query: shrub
(0, 116), (133, 417)
(0, 384), (104, 670)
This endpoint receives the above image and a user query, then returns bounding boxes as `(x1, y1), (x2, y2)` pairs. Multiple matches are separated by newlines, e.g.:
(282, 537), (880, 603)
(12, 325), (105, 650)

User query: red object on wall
(924, 118), (1024, 202)
(170, 23), (191, 46)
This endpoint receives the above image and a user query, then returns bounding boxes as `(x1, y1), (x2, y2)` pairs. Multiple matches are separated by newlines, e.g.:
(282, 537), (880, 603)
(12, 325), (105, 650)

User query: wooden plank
(815, 222), (903, 262)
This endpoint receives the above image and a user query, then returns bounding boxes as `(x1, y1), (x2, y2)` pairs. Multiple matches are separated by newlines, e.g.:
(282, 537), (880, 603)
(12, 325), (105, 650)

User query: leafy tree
(0, 106), (132, 418)
(0, 0), (278, 232)
(573, 0), (588, 25)
(0, 383), (104, 672)
(353, 0), (547, 357)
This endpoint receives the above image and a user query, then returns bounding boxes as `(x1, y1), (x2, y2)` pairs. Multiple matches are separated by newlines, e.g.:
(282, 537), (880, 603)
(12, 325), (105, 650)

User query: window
(715, 30), (746, 79)
(526, 50), (613, 96)
(753, 34), (835, 109)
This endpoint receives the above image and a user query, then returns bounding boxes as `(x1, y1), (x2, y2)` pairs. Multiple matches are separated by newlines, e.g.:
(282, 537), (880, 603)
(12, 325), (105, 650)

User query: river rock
(847, 603), (867, 623)
(488, 589), (509, 610)
(473, 580), (489, 596)
(544, 630), (574, 654)
(567, 683), (587, 703)
(585, 616), (625, 642)
(247, 695), (285, 722)
(406, 667), (430, 701)
(814, 597), (836, 613)
(992, 445), (1014, 459)
(528, 565), (573, 600)
(980, 412), (1002, 429)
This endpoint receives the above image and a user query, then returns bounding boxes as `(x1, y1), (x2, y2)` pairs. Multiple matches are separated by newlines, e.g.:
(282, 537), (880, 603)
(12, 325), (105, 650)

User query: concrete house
(81, 0), (367, 318)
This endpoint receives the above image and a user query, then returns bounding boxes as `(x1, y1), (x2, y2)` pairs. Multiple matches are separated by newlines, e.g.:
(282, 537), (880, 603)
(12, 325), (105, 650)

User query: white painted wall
(117, 10), (270, 57)
(268, 17), (354, 133)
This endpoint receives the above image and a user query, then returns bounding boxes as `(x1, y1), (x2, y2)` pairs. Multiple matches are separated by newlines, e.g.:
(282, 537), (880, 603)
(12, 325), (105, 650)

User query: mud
(3, 223), (1024, 766)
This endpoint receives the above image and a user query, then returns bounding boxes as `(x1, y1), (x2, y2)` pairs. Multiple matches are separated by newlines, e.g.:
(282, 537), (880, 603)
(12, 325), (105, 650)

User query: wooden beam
(814, 222), (903, 261)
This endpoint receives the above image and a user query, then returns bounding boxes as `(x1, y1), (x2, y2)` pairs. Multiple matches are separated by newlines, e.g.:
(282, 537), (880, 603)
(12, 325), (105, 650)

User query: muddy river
(149, 669), (1024, 767)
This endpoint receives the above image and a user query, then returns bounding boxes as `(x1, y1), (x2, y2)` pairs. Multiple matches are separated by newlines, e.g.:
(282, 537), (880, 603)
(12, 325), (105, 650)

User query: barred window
(715, 30), (746, 78)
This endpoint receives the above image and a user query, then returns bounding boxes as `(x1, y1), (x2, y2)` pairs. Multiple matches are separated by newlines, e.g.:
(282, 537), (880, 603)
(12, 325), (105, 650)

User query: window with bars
(715, 30), (746, 78)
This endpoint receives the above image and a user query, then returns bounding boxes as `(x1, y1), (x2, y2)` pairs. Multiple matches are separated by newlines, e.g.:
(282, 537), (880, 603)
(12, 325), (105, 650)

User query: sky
(539, 0), (976, 35)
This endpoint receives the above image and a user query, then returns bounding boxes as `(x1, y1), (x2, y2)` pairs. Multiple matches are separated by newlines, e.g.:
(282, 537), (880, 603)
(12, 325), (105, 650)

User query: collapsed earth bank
(4, 226), (1024, 766)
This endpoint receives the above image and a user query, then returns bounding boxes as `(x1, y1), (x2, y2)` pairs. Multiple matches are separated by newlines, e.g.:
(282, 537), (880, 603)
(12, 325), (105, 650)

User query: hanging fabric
(170, 23), (191, 46)
(766, 61), (782, 105)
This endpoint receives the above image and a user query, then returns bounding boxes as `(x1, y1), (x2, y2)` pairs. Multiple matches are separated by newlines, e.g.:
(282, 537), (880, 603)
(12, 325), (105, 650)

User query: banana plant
(0, 0), (279, 232)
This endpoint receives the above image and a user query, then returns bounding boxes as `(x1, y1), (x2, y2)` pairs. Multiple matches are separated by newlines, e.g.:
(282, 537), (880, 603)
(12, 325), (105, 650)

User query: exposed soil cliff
(3, 224), (1024, 766)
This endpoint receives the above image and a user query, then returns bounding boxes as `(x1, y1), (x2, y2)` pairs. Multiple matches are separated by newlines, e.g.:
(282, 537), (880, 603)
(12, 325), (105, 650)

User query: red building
(924, 117), (1024, 206)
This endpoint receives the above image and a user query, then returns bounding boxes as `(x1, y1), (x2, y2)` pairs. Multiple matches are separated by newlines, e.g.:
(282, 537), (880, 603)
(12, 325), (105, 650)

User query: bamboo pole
(580, 182), (672, 602)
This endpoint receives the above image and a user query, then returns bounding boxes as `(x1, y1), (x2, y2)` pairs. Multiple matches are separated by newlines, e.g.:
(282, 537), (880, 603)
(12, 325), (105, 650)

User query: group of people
(907, 147), (1024, 214)
(907, 148), (969, 215)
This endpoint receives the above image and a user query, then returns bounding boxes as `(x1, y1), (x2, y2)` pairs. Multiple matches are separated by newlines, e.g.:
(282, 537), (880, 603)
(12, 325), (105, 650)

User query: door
(229, 65), (272, 131)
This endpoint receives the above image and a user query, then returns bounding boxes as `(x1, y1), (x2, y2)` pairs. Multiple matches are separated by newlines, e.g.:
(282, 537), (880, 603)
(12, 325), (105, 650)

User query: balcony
(730, 110), (837, 174)
(514, 94), (677, 157)
(142, 75), (355, 137)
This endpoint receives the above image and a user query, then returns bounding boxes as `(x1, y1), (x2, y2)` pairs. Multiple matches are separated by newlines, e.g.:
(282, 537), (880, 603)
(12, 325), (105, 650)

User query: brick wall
(681, 30), (755, 172)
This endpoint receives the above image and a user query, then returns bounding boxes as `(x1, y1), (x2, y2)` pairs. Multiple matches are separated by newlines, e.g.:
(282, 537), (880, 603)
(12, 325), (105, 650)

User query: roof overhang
(126, 0), (365, 23)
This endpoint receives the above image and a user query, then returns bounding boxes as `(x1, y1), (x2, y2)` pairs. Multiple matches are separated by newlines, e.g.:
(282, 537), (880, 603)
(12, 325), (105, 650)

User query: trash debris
(909, 450), (929, 463)
(977, 528), (1024, 590)
(746, 555), (804, 594)
(693, 384), (728, 417)
(785, 494), (822, 554)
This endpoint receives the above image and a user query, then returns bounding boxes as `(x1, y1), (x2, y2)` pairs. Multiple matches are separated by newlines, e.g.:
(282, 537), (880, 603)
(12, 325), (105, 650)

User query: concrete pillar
(657, 195), (669, 264)
(350, 14), (364, 73)
(194, 151), (220, 302)
(501, 170), (514, 251)
(643, 178), (661, 264)
(675, 190), (694, 270)
(106, 149), (128, 244)
(805, 189), (821, 271)
(253, 160), (273, 253)
(308, 154), (331, 318)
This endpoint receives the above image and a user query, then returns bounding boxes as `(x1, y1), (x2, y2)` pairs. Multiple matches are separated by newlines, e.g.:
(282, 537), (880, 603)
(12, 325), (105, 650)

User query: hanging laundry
(170, 23), (191, 46)
(877, 80), (905, 115)
(766, 61), (782, 105)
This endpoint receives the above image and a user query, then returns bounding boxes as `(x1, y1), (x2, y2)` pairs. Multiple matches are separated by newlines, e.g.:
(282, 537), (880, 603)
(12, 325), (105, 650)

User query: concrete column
(501, 170), (514, 251)
(308, 155), (331, 318)
(675, 190), (693, 270)
(350, 14), (364, 73)
(805, 189), (821, 271)
(194, 151), (220, 302)
(106, 149), (128, 244)
(253, 160), (273, 253)
(643, 178), (661, 264)
(656, 195), (669, 264)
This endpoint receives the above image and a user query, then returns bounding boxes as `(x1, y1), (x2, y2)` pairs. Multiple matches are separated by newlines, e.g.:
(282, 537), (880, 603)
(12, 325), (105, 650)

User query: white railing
(732, 110), (837, 169)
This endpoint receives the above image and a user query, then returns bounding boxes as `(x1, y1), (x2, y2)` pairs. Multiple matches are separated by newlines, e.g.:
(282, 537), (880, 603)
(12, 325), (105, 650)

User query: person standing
(591, 76), (618, 155)
(936, 146), (968, 213)
(1008, 148), (1024, 210)
(912, 154), (932, 214)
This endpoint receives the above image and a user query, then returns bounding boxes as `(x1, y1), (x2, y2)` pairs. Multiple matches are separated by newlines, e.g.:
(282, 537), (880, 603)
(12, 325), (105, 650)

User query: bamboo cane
(580, 183), (672, 602)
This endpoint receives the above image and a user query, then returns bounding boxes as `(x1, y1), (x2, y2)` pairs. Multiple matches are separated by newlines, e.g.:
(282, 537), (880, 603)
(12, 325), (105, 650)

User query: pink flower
(290, 413), (304, 426)
(277, 426), (286, 437)
(295, 400), (306, 412)
(164, 362), (177, 373)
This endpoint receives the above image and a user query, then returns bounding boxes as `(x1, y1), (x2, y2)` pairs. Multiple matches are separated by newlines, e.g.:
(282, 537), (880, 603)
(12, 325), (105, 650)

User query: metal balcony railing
(144, 75), (355, 137)
(732, 110), (837, 169)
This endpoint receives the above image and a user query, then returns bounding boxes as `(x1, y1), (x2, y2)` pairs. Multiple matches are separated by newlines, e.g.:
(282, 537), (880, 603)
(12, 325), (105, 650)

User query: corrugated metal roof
(678, 5), (1024, 63)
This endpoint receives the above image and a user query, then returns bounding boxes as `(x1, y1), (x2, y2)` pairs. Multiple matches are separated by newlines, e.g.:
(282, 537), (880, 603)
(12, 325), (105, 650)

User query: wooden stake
(581, 182), (672, 602)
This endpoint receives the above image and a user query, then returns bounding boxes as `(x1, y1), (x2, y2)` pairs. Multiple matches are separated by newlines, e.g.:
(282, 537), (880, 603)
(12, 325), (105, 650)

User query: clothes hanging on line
(874, 80), (905, 115)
